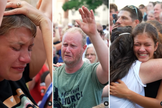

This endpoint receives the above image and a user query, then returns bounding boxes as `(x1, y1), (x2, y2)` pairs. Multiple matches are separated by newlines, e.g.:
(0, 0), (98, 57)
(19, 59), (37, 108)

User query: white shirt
(110, 60), (146, 108)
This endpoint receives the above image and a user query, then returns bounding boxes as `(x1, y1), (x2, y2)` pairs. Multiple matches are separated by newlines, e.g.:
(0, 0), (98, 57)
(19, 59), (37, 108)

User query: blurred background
(53, 0), (109, 27)
(110, 0), (160, 10)
(22, 0), (37, 7)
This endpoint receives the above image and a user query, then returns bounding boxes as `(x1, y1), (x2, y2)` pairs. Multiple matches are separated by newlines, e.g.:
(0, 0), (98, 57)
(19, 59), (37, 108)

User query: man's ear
(132, 19), (140, 28)
(135, 19), (140, 25)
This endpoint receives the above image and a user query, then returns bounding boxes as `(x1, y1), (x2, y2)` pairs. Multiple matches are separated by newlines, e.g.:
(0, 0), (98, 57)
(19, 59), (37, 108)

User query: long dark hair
(110, 34), (137, 82)
(111, 26), (132, 43)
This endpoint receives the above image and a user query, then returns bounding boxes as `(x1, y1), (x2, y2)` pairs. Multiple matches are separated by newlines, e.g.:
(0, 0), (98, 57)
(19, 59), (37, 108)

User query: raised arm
(110, 80), (162, 108)
(36, 0), (52, 21)
(4, 0), (52, 78)
(35, 0), (52, 78)
(76, 6), (108, 84)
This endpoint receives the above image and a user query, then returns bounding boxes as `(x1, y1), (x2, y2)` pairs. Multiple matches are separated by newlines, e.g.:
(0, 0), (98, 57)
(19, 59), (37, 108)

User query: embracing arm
(124, 90), (162, 108)
(140, 59), (162, 84)
(110, 80), (162, 108)
(156, 81), (162, 100)
(76, 6), (108, 84)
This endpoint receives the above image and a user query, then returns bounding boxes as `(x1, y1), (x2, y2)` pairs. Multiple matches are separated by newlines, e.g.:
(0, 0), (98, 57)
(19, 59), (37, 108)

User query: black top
(0, 64), (38, 108)
(145, 80), (161, 98)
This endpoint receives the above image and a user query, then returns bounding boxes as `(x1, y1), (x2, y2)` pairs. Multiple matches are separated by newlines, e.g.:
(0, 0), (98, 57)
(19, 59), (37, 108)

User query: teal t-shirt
(53, 62), (106, 108)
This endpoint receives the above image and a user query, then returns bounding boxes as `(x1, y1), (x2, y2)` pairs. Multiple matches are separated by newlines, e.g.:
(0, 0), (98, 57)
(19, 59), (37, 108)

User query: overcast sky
(110, 0), (161, 10)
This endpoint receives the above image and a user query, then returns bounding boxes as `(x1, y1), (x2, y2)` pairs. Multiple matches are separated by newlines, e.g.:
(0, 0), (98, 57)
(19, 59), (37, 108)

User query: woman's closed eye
(144, 44), (151, 46)
(28, 44), (34, 51)
(134, 44), (140, 46)
(12, 47), (20, 51)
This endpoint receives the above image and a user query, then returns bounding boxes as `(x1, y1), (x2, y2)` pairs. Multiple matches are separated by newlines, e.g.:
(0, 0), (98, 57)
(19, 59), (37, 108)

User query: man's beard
(63, 55), (82, 66)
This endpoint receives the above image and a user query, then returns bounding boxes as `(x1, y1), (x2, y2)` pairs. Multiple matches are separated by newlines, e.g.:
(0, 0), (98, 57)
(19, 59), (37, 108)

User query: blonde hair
(63, 27), (87, 46)
(84, 44), (98, 63)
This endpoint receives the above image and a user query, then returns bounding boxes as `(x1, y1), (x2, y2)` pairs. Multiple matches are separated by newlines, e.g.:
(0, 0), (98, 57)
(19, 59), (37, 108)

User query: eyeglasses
(126, 5), (139, 20)
(85, 53), (96, 57)
(74, 25), (80, 27)
(97, 29), (105, 36)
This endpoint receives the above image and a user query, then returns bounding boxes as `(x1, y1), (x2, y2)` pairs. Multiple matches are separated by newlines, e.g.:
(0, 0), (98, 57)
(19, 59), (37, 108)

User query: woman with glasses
(84, 44), (98, 64)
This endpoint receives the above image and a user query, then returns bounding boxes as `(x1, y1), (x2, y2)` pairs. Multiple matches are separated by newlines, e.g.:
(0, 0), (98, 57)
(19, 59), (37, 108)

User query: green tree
(62, 0), (108, 12)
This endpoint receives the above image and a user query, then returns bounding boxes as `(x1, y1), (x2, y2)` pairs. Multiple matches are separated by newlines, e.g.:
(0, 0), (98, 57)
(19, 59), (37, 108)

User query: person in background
(53, 46), (58, 64)
(86, 23), (106, 45)
(114, 5), (143, 29)
(147, 10), (155, 21)
(110, 3), (118, 34)
(154, 2), (162, 22)
(139, 4), (147, 21)
(147, 1), (156, 12)
(84, 44), (98, 63)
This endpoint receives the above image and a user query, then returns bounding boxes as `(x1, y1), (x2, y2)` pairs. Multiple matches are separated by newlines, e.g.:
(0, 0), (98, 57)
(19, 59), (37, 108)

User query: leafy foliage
(62, 0), (108, 12)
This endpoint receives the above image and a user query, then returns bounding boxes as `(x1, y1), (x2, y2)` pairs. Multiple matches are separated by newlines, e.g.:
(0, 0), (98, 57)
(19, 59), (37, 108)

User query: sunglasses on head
(126, 5), (139, 20)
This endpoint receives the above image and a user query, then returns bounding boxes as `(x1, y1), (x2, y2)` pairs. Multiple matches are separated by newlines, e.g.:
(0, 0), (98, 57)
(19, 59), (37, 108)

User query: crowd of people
(110, 1), (162, 108)
(6, 0), (162, 107)
(0, 0), (108, 107)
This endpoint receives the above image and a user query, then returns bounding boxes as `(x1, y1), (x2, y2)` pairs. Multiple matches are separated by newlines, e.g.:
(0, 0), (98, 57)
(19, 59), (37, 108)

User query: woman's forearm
(39, 18), (52, 78)
(127, 90), (162, 108)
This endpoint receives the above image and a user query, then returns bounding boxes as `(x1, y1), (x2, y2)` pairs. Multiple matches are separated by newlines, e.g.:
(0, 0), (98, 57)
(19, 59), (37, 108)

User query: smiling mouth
(140, 54), (147, 56)
(138, 53), (148, 58)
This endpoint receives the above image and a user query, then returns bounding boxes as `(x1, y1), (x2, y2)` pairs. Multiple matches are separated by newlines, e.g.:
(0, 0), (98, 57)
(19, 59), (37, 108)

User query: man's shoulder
(83, 62), (100, 68)
(53, 62), (99, 74)
(79, 62), (100, 74)
(53, 65), (65, 74)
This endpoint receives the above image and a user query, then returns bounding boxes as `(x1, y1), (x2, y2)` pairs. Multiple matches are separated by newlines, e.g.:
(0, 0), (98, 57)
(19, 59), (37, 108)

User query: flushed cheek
(133, 47), (138, 54)
(92, 56), (96, 61)
(0, 54), (17, 68)
(11, 53), (21, 63)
